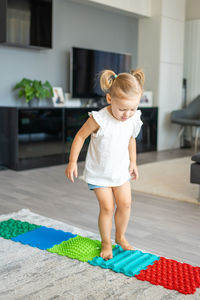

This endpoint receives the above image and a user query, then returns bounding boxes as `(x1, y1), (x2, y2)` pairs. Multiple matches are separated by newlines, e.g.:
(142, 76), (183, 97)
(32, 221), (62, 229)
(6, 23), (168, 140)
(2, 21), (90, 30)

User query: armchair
(171, 95), (200, 152)
(190, 152), (200, 202)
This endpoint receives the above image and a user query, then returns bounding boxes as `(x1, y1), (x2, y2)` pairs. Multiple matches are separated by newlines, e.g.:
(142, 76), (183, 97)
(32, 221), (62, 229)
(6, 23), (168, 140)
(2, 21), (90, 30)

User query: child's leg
(112, 181), (134, 250)
(94, 187), (115, 260)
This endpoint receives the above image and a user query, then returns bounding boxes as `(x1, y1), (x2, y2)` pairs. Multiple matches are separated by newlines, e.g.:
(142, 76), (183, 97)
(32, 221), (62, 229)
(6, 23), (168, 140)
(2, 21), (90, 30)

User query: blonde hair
(99, 68), (145, 99)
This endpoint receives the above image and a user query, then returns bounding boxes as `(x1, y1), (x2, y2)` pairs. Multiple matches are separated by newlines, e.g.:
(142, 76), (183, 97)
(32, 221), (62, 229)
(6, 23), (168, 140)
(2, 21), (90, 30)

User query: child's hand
(65, 162), (78, 182)
(129, 161), (139, 180)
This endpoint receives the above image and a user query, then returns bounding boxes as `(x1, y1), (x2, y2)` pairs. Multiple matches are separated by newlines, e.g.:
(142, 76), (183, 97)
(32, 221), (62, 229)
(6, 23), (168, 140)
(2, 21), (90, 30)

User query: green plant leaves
(13, 78), (53, 103)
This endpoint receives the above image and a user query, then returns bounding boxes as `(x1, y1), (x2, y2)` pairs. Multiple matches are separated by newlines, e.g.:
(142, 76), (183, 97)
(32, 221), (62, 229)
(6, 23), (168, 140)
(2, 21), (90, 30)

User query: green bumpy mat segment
(47, 235), (115, 262)
(88, 245), (160, 277)
(0, 218), (41, 239)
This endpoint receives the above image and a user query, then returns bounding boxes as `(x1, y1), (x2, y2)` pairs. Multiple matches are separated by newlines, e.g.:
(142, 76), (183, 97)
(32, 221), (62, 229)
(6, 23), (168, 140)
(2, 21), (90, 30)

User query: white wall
(186, 0), (200, 20)
(184, 20), (200, 104)
(183, 2), (200, 142)
(138, 0), (161, 107)
(138, 0), (186, 151)
(184, 0), (200, 103)
(158, 0), (185, 151)
(73, 0), (151, 17)
(0, 0), (138, 106)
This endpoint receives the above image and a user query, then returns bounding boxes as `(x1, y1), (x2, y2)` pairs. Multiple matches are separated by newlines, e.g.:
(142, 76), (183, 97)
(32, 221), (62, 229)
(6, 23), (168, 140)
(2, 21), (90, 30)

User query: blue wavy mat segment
(88, 245), (160, 277)
(11, 226), (77, 250)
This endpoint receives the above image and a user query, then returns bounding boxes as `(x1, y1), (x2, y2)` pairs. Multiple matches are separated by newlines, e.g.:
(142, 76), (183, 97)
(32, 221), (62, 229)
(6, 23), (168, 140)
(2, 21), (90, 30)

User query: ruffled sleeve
(88, 111), (104, 129)
(132, 110), (143, 138)
(88, 110), (107, 137)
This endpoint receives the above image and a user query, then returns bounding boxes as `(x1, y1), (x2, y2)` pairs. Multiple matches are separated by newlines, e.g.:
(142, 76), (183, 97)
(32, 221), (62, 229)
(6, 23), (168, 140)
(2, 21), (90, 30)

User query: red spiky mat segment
(135, 257), (200, 295)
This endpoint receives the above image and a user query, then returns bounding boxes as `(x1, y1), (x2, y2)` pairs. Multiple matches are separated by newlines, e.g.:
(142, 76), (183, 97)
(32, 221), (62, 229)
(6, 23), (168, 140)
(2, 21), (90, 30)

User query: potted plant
(13, 78), (54, 106)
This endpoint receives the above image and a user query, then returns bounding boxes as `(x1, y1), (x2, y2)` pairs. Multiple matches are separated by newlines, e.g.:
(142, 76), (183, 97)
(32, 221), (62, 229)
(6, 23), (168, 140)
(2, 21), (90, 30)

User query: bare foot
(115, 236), (134, 251)
(100, 241), (113, 260)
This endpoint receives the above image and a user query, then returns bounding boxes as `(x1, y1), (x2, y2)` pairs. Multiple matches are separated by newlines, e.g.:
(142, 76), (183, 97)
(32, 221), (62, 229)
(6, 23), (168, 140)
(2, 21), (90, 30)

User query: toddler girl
(66, 69), (144, 260)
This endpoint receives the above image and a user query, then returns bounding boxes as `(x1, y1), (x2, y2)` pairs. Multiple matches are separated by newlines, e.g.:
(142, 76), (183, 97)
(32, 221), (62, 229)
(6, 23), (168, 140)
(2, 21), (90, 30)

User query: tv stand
(0, 106), (158, 170)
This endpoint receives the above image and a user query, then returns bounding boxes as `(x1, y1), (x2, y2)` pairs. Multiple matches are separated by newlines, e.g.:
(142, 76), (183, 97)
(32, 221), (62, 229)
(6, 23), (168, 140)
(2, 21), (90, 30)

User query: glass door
(64, 108), (95, 162)
(18, 108), (63, 160)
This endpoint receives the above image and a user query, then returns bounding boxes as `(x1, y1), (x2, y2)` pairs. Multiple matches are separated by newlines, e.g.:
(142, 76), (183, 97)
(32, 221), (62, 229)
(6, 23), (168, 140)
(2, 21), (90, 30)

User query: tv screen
(71, 47), (132, 98)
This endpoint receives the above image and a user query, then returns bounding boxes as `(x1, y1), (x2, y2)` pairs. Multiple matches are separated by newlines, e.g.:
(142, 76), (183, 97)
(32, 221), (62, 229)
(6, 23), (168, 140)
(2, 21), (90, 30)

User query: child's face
(106, 94), (140, 122)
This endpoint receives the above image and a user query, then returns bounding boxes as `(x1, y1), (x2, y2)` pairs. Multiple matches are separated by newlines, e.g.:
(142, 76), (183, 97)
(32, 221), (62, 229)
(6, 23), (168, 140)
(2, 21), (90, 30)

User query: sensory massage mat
(1, 219), (200, 295)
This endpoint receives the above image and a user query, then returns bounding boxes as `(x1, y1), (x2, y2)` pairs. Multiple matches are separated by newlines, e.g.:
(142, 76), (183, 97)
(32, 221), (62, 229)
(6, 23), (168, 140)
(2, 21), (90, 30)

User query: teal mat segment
(88, 245), (160, 276)
(0, 218), (41, 239)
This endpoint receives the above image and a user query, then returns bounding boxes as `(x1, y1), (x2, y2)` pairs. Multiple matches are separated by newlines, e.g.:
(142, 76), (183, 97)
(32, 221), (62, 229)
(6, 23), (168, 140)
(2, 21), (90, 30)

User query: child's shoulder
(88, 106), (109, 129)
(130, 110), (143, 138)
(134, 109), (142, 117)
(88, 106), (107, 119)
(130, 109), (142, 122)
(131, 109), (143, 127)
(129, 110), (143, 129)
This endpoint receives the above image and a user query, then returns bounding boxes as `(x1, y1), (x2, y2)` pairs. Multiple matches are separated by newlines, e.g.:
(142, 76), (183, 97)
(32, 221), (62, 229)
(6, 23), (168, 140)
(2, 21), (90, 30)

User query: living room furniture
(171, 95), (200, 152)
(190, 152), (200, 202)
(0, 106), (158, 170)
(0, 0), (52, 49)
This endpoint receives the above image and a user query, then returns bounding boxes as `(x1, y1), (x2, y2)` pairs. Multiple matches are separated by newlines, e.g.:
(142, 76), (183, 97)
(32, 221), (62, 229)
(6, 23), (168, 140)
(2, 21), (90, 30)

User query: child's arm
(128, 137), (139, 180)
(65, 116), (99, 182)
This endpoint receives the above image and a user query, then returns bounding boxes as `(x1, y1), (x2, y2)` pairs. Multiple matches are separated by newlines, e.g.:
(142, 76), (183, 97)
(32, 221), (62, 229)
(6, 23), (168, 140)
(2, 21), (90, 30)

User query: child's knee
(100, 204), (114, 215)
(117, 200), (131, 210)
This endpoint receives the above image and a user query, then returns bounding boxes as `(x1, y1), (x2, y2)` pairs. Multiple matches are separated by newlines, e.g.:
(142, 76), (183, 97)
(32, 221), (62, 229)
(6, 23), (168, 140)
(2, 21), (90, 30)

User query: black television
(70, 47), (132, 99)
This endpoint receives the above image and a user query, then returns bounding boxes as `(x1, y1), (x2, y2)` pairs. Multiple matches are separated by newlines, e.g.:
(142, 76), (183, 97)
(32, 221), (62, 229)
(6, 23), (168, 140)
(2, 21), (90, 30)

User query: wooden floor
(0, 148), (200, 266)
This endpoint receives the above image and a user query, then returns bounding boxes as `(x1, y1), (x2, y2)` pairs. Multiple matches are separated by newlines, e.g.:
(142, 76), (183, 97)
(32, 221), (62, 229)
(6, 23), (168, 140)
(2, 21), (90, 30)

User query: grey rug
(131, 157), (199, 204)
(0, 209), (199, 300)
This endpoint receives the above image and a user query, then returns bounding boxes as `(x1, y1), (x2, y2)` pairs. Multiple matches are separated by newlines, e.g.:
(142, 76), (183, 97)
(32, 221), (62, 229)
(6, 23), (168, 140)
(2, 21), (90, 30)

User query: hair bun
(130, 68), (145, 88)
(99, 70), (116, 92)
